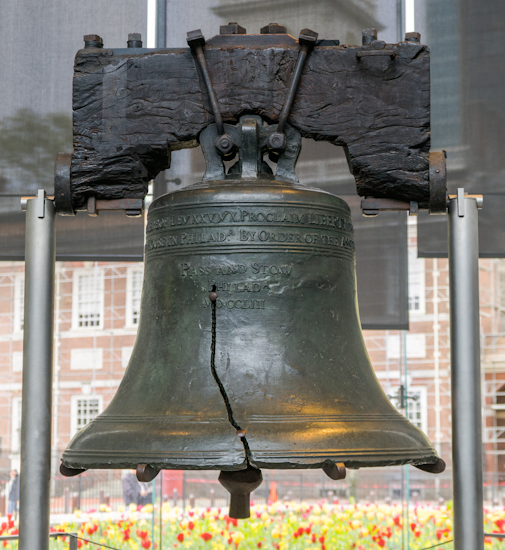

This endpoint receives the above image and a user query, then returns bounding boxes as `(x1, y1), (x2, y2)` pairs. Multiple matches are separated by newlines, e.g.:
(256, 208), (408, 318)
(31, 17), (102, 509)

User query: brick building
(0, 220), (504, 502)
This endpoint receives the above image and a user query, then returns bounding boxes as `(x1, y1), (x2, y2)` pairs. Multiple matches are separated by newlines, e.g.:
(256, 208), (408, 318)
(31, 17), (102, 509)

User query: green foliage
(0, 108), (72, 192)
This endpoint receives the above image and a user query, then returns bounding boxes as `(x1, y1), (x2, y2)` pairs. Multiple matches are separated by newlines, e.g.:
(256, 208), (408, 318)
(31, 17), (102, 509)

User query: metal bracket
(361, 197), (419, 217)
(449, 188), (483, 218)
(85, 197), (144, 217)
(20, 189), (52, 219)
(200, 115), (301, 183)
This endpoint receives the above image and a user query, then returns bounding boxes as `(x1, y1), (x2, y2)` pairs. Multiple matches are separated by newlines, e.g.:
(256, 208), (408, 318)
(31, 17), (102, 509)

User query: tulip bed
(1, 501), (505, 549)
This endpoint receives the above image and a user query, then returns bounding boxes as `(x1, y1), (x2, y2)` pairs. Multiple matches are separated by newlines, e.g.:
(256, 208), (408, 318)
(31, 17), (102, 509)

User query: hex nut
(215, 134), (235, 156)
(220, 22), (246, 35)
(362, 28), (377, 45)
(260, 23), (287, 34)
(267, 132), (287, 152)
(127, 33), (143, 48)
(83, 34), (103, 48)
(405, 31), (421, 43)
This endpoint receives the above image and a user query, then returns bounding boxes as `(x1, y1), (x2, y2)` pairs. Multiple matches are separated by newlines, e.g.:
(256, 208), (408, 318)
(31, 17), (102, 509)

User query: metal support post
(448, 189), (483, 550)
(19, 190), (56, 550)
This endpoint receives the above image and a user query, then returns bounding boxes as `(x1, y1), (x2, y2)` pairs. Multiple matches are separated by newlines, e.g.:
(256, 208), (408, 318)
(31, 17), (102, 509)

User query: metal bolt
(187, 29), (205, 48)
(83, 34), (103, 49)
(405, 31), (421, 43)
(215, 133), (234, 156)
(236, 429), (246, 438)
(267, 132), (287, 152)
(209, 291), (218, 302)
(299, 28), (319, 47)
(127, 33), (143, 48)
(260, 23), (287, 34)
(220, 22), (246, 35)
(362, 28), (377, 45)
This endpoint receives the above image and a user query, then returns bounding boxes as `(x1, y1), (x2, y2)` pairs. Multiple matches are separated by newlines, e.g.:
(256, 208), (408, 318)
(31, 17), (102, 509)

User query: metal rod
(448, 190), (483, 550)
(19, 191), (56, 550)
(277, 48), (308, 134)
(193, 45), (224, 136)
(155, 0), (167, 48)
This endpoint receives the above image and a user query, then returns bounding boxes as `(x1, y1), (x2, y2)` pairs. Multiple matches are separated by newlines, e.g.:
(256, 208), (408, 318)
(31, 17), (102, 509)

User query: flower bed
(1, 501), (505, 549)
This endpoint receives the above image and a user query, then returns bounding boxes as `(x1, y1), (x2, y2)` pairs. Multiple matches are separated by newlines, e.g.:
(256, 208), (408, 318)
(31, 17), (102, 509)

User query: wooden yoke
(55, 28), (446, 215)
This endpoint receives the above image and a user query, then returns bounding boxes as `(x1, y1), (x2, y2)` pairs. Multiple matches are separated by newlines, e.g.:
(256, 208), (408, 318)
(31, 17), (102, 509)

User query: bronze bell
(61, 116), (444, 518)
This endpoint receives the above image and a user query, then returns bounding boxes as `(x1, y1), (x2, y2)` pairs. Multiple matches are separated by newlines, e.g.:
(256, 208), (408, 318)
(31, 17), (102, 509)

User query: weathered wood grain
(71, 35), (430, 208)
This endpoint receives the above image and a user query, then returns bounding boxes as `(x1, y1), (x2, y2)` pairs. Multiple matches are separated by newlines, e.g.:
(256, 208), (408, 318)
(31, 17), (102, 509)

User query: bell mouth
(61, 411), (440, 472)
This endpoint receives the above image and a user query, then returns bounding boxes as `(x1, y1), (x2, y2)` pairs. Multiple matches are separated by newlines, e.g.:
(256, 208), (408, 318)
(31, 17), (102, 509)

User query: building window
(72, 269), (104, 329)
(70, 348), (103, 370)
(121, 346), (134, 368)
(126, 267), (143, 327)
(13, 275), (24, 332)
(71, 395), (102, 437)
(12, 351), (23, 373)
(11, 397), (22, 453)
(390, 387), (428, 434)
(408, 249), (426, 315)
(387, 333), (426, 359)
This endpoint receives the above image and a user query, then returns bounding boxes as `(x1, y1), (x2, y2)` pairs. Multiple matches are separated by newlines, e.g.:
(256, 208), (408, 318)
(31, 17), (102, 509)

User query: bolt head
(187, 29), (205, 48)
(267, 132), (287, 152)
(215, 134), (235, 156)
(260, 23), (287, 34)
(405, 31), (421, 43)
(128, 33), (142, 41)
(209, 291), (218, 302)
(362, 28), (377, 45)
(299, 28), (319, 47)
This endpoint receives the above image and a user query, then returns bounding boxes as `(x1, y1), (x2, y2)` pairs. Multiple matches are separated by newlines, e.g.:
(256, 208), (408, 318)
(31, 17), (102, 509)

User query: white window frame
(389, 386), (428, 434)
(70, 348), (103, 370)
(125, 266), (143, 328)
(72, 268), (104, 330)
(70, 395), (103, 437)
(12, 351), (23, 373)
(408, 249), (426, 315)
(13, 274), (24, 333)
(11, 397), (22, 453)
(387, 333), (427, 359)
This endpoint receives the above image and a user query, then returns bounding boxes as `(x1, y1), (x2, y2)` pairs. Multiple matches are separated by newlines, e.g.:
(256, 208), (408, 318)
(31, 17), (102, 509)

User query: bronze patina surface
(62, 175), (440, 472)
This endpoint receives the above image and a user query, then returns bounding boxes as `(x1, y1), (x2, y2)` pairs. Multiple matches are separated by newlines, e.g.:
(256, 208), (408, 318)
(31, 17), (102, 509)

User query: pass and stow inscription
(146, 206), (354, 311)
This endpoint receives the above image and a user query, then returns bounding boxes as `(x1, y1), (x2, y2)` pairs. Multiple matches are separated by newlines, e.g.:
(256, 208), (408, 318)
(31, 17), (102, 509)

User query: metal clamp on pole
(19, 190), (56, 550)
(448, 188), (484, 550)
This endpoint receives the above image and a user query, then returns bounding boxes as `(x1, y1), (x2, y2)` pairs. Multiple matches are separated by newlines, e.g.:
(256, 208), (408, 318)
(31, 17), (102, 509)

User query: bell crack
(210, 287), (252, 464)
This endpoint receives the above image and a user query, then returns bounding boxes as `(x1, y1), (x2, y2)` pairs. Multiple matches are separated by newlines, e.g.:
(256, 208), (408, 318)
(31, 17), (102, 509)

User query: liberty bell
(61, 29), (444, 519)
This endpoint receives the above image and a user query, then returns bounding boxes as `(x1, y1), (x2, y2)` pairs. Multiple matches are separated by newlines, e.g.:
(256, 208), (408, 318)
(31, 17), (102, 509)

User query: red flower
(228, 538), (233, 544)
(77, 541), (83, 549)
(137, 530), (149, 540)
(305, 527), (311, 535)
(312, 534), (316, 543)
(319, 536), (325, 544)
(393, 516), (401, 527)
(188, 521), (195, 531)
(436, 530), (443, 540)
(177, 533), (184, 543)
(410, 523), (417, 532)
(257, 543), (262, 548)
(141, 540), (151, 549)
(200, 532), (212, 542)
(378, 539), (385, 548)
(415, 531), (421, 538)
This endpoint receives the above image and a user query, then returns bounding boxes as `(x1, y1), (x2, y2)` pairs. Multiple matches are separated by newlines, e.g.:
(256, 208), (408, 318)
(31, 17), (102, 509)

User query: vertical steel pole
(449, 189), (483, 550)
(156, 0), (167, 48)
(19, 191), (56, 550)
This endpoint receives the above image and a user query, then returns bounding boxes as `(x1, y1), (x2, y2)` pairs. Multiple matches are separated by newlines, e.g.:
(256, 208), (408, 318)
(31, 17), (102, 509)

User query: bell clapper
(414, 457), (446, 474)
(323, 462), (347, 481)
(136, 463), (160, 482)
(59, 463), (87, 477)
(219, 465), (263, 519)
